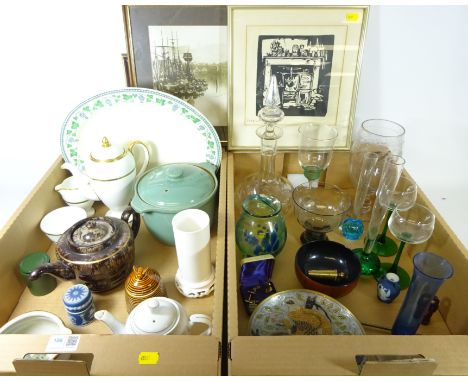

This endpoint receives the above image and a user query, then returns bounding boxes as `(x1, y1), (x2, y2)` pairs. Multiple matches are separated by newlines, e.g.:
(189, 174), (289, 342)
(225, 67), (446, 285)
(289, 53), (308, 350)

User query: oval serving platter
(60, 88), (222, 172)
(249, 289), (365, 336)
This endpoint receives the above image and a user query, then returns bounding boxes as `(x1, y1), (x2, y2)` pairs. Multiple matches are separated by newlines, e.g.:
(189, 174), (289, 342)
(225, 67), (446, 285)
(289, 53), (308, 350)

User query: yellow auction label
(346, 13), (360, 22)
(138, 352), (159, 365)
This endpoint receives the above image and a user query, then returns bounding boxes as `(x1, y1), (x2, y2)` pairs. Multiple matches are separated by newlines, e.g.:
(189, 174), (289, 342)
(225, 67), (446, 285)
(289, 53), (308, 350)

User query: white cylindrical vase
(172, 209), (213, 286)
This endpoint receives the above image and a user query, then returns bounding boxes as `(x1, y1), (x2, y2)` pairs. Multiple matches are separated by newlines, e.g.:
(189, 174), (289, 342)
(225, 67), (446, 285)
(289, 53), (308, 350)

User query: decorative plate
(60, 88), (222, 172)
(248, 289), (365, 336)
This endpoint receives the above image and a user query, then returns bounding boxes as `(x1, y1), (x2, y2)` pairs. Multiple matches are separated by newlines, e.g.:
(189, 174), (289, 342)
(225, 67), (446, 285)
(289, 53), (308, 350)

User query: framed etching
(228, 6), (369, 150)
(123, 5), (228, 138)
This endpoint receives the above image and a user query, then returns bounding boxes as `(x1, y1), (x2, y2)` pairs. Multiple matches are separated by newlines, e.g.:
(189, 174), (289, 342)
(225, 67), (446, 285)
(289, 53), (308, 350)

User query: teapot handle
(128, 141), (150, 179)
(188, 314), (212, 336)
(121, 207), (141, 239)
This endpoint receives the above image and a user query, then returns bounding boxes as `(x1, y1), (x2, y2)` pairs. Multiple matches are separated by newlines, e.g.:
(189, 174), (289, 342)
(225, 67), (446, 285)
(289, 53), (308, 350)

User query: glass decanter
(236, 75), (293, 215)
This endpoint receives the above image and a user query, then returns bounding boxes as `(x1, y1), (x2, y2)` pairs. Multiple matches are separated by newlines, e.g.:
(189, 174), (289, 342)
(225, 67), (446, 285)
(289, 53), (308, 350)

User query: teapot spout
(29, 262), (76, 282)
(94, 310), (127, 334)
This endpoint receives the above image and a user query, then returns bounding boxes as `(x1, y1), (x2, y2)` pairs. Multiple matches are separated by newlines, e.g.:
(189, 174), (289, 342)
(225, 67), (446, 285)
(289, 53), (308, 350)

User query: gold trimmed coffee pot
(61, 137), (150, 218)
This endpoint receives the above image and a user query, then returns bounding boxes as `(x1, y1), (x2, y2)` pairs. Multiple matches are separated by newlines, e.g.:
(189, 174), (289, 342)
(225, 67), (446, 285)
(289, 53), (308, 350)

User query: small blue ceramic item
(63, 284), (96, 326)
(377, 272), (401, 303)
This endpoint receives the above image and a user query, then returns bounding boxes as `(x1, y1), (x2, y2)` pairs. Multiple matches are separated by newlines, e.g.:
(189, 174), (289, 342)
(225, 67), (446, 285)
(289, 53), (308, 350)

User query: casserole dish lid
(133, 163), (217, 213)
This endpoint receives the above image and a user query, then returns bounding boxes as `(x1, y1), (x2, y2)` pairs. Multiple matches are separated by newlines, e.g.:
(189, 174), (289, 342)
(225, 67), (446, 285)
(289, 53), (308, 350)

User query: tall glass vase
(391, 252), (453, 335)
(236, 75), (293, 214)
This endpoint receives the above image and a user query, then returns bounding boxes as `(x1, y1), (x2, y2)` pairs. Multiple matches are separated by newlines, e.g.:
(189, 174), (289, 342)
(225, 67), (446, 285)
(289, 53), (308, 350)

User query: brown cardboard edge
(1, 335), (220, 376)
(0, 156), (65, 324)
(211, 149), (227, 365)
(229, 335), (468, 376)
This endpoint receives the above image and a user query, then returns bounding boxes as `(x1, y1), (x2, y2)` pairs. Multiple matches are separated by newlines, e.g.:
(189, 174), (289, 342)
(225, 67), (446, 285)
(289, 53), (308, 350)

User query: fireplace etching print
(256, 35), (334, 117)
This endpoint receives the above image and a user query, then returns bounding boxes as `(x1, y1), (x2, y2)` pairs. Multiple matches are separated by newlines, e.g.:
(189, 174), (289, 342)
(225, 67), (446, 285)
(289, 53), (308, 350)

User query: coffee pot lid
(89, 137), (126, 162)
(131, 298), (179, 334)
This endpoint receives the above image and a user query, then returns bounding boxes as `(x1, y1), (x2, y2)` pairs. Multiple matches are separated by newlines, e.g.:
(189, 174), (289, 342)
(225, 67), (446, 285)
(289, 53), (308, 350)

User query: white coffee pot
(94, 297), (212, 335)
(61, 137), (150, 218)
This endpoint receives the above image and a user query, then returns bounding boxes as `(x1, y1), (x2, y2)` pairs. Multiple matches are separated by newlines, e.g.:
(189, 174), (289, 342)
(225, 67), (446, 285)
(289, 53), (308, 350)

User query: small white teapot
(61, 137), (150, 218)
(94, 297), (211, 336)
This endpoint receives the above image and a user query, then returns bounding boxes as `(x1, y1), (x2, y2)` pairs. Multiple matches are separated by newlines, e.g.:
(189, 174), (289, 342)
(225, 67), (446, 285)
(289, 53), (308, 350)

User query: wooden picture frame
(228, 6), (369, 150)
(123, 5), (228, 142)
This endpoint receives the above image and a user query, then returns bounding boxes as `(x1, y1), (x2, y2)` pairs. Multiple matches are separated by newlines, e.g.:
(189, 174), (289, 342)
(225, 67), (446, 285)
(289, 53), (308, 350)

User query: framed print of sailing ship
(123, 5), (228, 136)
(228, 6), (369, 150)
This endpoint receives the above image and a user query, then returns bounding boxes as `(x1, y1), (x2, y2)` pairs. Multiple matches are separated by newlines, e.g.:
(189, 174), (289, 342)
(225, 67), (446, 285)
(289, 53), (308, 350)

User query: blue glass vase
(235, 194), (287, 258)
(391, 252), (453, 335)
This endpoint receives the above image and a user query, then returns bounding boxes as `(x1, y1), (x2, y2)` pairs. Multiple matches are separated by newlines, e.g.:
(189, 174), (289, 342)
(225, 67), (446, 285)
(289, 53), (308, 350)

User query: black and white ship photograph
(149, 26), (228, 126)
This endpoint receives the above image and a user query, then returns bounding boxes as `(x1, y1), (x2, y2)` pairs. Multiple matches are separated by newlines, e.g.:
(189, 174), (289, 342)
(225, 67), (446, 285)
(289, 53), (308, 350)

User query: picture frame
(228, 6), (369, 150)
(122, 5), (228, 142)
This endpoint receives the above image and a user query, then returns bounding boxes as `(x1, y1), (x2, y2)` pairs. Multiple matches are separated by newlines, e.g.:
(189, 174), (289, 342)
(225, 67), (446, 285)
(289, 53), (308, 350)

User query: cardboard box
(227, 151), (468, 376)
(0, 152), (227, 376)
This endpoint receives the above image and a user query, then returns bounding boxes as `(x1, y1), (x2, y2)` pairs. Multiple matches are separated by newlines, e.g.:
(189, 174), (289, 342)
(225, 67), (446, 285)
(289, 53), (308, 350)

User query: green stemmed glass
(353, 154), (405, 276)
(298, 124), (338, 187)
(375, 204), (436, 289)
(372, 175), (418, 257)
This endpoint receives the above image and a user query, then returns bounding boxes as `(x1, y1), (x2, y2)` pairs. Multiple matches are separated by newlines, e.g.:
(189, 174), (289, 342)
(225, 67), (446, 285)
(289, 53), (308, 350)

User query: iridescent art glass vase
(235, 194), (287, 258)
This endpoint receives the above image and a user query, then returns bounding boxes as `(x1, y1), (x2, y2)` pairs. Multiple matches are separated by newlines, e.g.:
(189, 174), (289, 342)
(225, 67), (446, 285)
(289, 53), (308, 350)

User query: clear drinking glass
(378, 204), (436, 289)
(372, 175), (418, 257)
(352, 154), (405, 276)
(349, 119), (405, 215)
(392, 252), (453, 335)
(292, 184), (351, 243)
(298, 124), (338, 186)
(341, 152), (379, 240)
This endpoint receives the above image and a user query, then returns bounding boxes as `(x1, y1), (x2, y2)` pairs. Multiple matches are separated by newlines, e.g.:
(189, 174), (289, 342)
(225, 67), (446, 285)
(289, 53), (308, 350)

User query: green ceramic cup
(19, 252), (57, 296)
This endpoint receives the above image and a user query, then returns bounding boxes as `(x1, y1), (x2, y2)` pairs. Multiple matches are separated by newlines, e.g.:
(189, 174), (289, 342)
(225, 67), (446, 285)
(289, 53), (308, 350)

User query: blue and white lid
(63, 284), (92, 308)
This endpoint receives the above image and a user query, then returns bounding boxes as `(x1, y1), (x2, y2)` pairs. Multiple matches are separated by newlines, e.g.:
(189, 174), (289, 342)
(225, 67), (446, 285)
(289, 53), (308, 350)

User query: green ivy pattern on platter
(249, 289), (365, 336)
(61, 88), (221, 171)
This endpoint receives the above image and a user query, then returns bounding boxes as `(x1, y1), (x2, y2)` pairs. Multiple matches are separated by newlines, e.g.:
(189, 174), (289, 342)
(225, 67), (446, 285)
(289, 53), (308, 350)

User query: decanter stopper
(257, 75), (285, 128)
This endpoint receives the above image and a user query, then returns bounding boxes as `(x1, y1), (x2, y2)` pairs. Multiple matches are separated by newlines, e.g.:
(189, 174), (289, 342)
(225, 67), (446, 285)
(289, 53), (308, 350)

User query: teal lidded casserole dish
(131, 162), (218, 246)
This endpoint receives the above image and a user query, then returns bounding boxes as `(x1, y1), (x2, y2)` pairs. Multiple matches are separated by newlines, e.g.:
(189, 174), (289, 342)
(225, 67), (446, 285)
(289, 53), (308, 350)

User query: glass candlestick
(236, 75), (293, 214)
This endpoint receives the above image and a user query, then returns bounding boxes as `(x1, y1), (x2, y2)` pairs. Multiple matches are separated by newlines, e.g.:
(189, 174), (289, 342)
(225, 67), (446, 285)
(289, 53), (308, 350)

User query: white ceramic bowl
(40, 206), (88, 242)
(0, 311), (72, 334)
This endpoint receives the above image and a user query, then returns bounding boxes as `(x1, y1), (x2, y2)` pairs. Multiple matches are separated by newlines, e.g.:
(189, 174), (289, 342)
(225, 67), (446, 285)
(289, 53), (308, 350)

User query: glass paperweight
(236, 75), (293, 215)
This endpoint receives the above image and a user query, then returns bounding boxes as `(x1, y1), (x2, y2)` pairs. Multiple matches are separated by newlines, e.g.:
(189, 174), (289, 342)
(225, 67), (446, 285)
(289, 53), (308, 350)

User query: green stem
(303, 167), (321, 182)
(389, 241), (406, 273)
(381, 209), (392, 237)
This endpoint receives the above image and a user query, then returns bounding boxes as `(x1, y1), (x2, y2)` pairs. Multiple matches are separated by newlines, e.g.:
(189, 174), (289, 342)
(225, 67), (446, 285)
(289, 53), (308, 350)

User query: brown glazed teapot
(29, 207), (140, 292)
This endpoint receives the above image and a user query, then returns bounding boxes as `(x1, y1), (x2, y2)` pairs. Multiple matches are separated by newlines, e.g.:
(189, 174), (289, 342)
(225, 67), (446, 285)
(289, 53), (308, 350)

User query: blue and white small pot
(63, 284), (96, 326)
(377, 272), (401, 303)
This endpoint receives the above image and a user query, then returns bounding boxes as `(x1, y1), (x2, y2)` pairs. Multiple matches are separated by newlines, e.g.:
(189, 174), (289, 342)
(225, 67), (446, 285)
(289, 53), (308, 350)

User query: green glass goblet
(372, 175), (418, 257)
(374, 203), (436, 289)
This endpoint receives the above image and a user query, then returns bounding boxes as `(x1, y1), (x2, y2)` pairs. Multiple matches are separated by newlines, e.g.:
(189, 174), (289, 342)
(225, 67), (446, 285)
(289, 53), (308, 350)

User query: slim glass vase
(391, 252), (453, 335)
